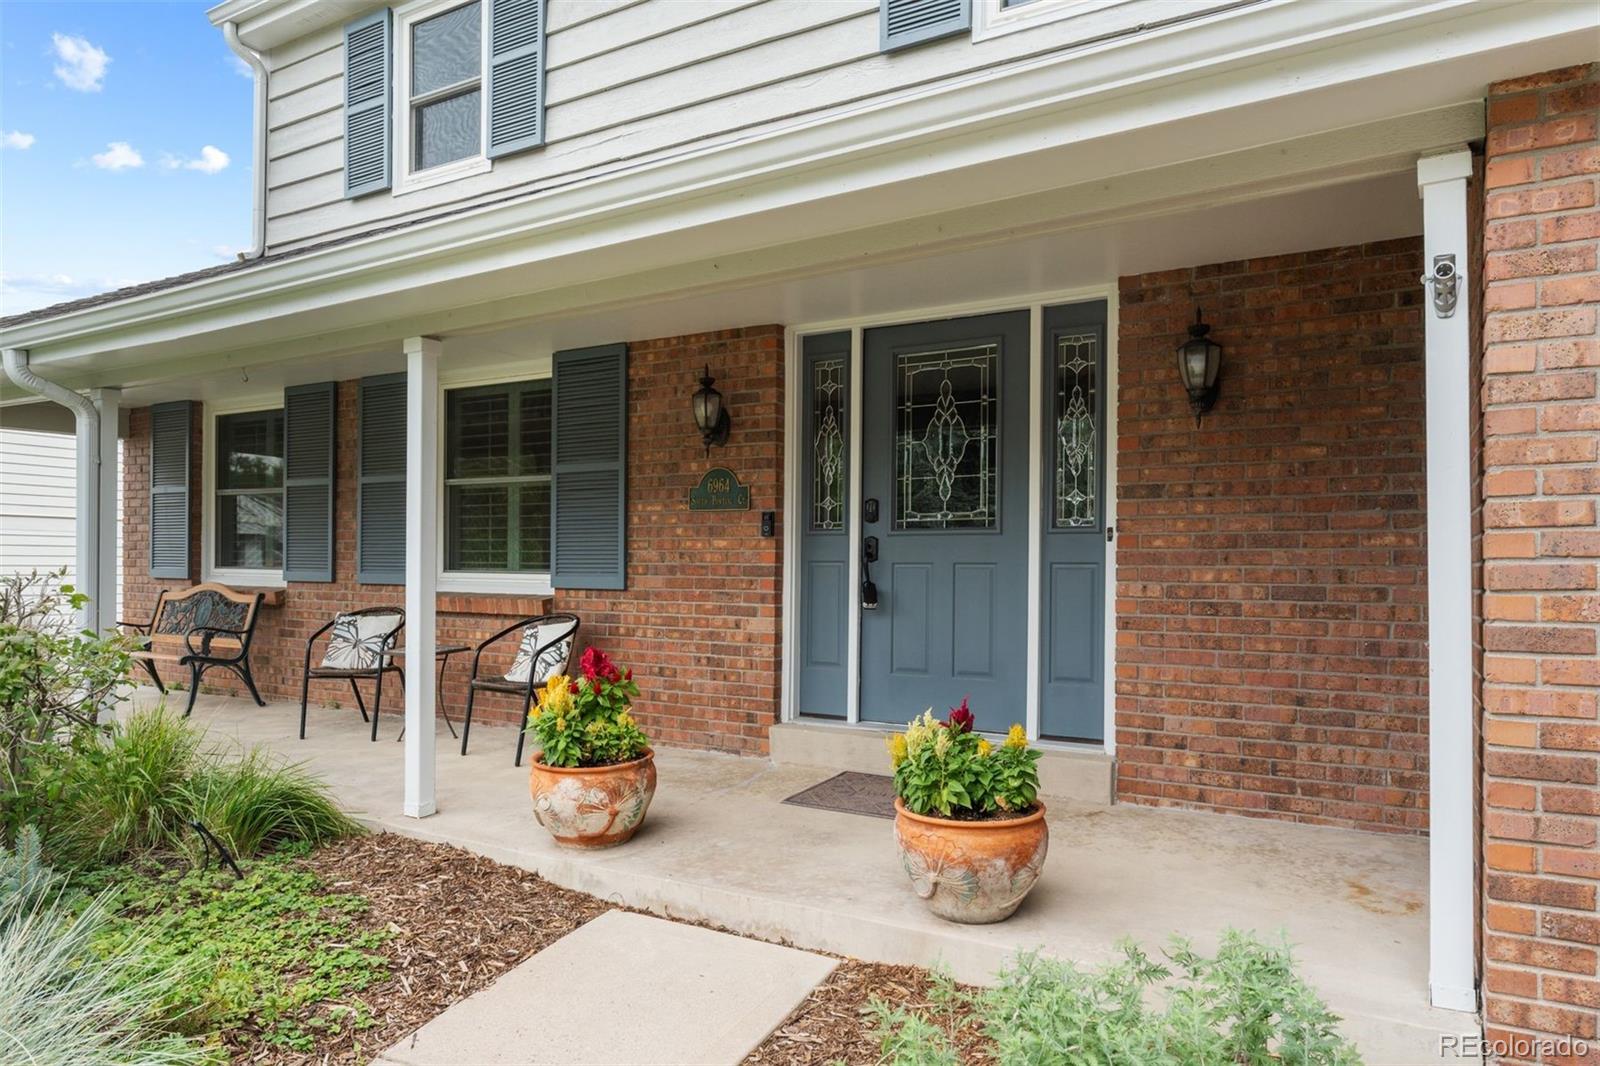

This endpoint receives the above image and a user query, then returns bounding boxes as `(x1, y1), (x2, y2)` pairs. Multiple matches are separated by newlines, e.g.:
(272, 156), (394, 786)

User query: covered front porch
(143, 687), (1468, 1064)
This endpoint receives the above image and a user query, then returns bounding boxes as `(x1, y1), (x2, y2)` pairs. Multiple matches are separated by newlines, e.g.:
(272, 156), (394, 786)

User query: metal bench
(120, 583), (266, 716)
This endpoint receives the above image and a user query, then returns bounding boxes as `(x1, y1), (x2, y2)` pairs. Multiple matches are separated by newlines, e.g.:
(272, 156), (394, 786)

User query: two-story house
(3, 0), (1598, 1055)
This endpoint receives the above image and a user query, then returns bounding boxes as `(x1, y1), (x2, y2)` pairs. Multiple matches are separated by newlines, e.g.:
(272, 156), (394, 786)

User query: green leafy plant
(89, 844), (391, 1053)
(0, 832), (213, 1066)
(868, 932), (1363, 1066)
(524, 646), (650, 768)
(0, 568), (133, 843)
(886, 702), (1041, 817)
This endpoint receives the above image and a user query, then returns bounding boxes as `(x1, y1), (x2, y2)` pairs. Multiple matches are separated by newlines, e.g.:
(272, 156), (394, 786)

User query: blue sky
(1, 1), (252, 316)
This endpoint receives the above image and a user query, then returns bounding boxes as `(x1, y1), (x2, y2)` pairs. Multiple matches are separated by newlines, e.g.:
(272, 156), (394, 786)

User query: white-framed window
(394, 0), (492, 194)
(972, 0), (1125, 42)
(205, 403), (287, 586)
(438, 374), (553, 593)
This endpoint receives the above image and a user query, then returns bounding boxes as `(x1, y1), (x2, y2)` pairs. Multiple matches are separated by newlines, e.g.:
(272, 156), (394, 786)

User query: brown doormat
(782, 771), (897, 819)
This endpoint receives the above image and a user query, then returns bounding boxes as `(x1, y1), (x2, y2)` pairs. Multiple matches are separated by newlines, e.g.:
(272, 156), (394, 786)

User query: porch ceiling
(28, 164), (1422, 410)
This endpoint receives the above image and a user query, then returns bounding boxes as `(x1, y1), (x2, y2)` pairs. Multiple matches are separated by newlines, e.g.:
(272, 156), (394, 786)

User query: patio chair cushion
(505, 617), (577, 685)
(321, 612), (402, 671)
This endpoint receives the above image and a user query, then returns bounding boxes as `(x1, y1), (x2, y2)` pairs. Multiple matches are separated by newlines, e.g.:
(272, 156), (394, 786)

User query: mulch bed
(746, 961), (994, 1065)
(245, 833), (612, 1065)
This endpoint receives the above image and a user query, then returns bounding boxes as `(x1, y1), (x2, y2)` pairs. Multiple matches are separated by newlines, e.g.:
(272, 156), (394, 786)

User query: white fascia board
(6, 0), (1593, 367)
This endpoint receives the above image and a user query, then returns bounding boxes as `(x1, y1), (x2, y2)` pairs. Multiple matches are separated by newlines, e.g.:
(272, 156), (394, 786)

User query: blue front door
(859, 312), (1030, 734)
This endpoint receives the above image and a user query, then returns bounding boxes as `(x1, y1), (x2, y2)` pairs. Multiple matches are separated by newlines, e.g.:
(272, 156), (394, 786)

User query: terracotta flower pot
(528, 749), (656, 849)
(893, 797), (1048, 924)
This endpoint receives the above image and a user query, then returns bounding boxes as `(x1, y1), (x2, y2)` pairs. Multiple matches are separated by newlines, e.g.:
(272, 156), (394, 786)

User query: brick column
(1481, 63), (1599, 1054)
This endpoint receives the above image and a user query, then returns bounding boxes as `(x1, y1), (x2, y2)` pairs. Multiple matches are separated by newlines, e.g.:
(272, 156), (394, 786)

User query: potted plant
(525, 647), (655, 849)
(886, 700), (1047, 924)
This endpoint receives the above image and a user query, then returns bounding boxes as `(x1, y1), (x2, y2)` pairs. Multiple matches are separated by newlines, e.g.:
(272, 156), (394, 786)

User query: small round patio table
(383, 643), (470, 742)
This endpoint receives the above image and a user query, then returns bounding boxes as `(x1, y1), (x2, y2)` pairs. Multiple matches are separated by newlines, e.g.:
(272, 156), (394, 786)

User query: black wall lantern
(691, 365), (731, 454)
(1177, 308), (1223, 424)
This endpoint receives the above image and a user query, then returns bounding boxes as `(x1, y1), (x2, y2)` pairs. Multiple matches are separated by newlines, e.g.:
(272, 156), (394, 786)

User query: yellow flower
(886, 733), (909, 768)
(934, 727), (952, 758)
(555, 716), (566, 732)
(977, 738), (992, 756)
(527, 702), (542, 720)
(616, 711), (634, 729)
(1005, 724), (1027, 750)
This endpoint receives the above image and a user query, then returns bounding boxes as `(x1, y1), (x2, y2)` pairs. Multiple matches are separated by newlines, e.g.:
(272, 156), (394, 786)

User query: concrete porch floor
(132, 689), (1477, 1065)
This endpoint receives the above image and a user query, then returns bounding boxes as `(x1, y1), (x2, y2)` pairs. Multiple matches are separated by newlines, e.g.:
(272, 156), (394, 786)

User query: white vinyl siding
(263, 0), (1239, 250)
(0, 428), (123, 618)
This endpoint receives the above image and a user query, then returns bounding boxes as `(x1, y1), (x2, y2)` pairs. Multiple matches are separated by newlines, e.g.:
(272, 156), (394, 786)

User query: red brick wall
(1480, 63), (1600, 1056)
(122, 325), (784, 756)
(1114, 239), (1430, 833)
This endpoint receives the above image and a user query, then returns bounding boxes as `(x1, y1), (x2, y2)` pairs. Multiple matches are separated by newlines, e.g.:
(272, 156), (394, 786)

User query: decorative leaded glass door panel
(797, 332), (851, 718)
(1040, 300), (1108, 741)
(859, 312), (1029, 734)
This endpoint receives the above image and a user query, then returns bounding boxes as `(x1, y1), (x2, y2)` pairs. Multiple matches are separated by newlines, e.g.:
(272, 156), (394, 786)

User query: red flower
(569, 680), (581, 695)
(947, 697), (974, 734)
(580, 646), (622, 684)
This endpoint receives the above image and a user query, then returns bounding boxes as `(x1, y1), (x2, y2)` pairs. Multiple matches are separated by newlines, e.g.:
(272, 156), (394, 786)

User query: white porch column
(90, 388), (120, 633)
(403, 336), (440, 818)
(1417, 148), (1475, 1013)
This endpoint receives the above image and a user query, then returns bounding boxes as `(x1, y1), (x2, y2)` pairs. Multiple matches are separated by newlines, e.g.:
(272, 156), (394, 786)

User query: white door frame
(780, 283), (1119, 751)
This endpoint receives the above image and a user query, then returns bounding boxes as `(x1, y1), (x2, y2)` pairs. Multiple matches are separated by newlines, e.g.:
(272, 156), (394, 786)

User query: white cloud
(91, 141), (143, 170)
(186, 145), (230, 173)
(211, 243), (248, 261)
(229, 54), (254, 79)
(51, 33), (110, 92)
(160, 146), (230, 174)
(2, 130), (35, 149)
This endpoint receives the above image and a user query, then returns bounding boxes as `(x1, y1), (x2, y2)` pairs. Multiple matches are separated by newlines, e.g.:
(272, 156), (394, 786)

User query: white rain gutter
(1, 348), (105, 633)
(223, 21), (268, 260)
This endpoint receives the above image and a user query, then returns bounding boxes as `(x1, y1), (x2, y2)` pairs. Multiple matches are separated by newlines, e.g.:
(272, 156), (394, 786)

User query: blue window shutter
(358, 374), (406, 584)
(283, 382), (337, 582)
(344, 8), (393, 198)
(881, 0), (970, 51)
(551, 344), (626, 590)
(149, 400), (192, 579)
(487, 0), (546, 158)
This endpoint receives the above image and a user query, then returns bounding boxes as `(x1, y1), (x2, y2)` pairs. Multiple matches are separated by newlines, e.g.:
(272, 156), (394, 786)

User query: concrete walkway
(138, 691), (1478, 1065)
(377, 912), (836, 1065)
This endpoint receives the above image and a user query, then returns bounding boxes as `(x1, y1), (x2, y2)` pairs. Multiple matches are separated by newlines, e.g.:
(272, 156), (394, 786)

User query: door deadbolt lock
(1423, 254), (1458, 318)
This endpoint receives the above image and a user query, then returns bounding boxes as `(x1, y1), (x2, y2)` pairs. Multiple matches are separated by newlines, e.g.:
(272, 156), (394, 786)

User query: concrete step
(770, 720), (1115, 804)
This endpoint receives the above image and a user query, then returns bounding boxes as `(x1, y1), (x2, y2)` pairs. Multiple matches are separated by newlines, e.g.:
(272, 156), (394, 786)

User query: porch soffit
(3, 0), (1593, 395)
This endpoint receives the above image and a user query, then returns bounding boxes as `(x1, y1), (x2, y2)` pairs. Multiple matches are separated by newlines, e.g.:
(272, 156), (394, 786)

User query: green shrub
(870, 931), (1363, 1066)
(0, 833), (212, 1066)
(0, 568), (133, 842)
(181, 750), (360, 861)
(50, 708), (202, 866)
(46, 708), (358, 870)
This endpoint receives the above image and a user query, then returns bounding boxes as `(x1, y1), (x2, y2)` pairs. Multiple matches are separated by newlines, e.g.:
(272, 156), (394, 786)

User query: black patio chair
(298, 607), (405, 742)
(461, 613), (580, 766)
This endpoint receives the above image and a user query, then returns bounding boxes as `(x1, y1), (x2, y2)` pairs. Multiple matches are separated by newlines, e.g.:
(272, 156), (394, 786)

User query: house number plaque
(688, 467), (750, 511)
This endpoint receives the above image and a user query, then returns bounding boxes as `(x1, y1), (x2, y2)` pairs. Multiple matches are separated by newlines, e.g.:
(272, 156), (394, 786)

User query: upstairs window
(215, 409), (285, 570)
(396, 0), (490, 191)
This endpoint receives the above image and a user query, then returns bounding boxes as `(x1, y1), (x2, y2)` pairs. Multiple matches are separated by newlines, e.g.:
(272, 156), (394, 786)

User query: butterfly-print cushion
(505, 618), (577, 685)
(321, 613), (402, 670)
